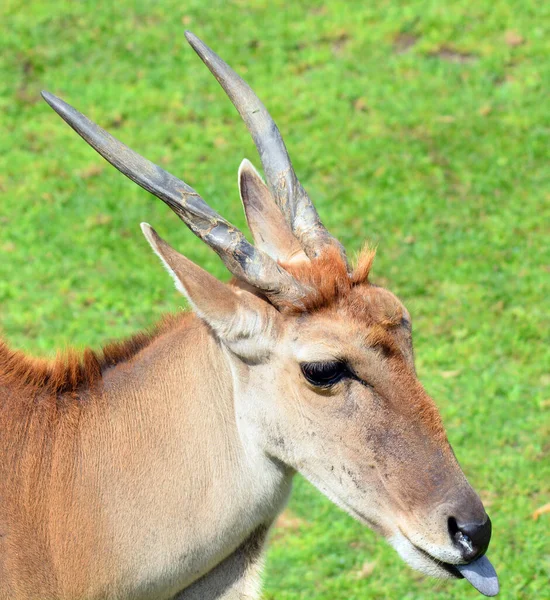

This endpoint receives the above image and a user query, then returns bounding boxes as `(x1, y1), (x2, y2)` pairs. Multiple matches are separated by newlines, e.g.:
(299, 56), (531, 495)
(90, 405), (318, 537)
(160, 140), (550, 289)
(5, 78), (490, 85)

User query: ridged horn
(41, 91), (307, 303)
(185, 31), (345, 262)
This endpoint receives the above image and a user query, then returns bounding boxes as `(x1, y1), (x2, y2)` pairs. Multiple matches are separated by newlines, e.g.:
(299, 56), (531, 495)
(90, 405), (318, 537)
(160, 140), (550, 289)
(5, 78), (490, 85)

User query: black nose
(448, 515), (492, 561)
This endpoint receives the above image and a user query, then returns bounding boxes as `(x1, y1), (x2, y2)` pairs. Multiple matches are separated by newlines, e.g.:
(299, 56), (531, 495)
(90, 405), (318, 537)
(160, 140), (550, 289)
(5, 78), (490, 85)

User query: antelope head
(42, 32), (499, 597)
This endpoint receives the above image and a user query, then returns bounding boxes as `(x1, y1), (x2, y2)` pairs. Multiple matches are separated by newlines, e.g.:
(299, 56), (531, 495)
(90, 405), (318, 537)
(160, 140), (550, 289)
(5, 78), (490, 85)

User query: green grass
(1, 1), (548, 598)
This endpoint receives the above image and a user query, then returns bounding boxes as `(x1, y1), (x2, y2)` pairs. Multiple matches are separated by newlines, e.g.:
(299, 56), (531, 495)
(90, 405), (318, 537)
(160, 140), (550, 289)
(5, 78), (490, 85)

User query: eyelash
(300, 361), (351, 388)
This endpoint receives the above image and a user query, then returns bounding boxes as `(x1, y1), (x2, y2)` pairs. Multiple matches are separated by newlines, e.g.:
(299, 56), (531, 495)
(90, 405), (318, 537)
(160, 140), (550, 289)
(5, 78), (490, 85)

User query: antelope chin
(390, 532), (458, 579)
(389, 533), (499, 597)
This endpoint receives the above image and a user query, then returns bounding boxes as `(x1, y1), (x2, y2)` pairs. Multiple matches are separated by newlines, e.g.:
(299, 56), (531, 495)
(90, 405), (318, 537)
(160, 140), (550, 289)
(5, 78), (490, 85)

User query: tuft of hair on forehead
(350, 243), (377, 286)
(277, 244), (376, 313)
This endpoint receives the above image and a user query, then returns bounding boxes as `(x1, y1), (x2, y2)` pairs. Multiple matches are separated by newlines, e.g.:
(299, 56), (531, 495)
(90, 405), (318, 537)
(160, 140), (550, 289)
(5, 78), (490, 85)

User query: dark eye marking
(300, 361), (351, 388)
(373, 341), (396, 358)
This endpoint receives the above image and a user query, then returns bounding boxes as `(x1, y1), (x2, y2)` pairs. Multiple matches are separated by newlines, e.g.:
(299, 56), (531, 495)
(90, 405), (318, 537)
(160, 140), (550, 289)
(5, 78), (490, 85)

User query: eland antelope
(0, 32), (499, 599)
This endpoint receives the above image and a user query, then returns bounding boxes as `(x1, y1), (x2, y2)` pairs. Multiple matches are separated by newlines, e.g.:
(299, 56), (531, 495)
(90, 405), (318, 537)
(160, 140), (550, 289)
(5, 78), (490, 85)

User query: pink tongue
(456, 555), (499, 597)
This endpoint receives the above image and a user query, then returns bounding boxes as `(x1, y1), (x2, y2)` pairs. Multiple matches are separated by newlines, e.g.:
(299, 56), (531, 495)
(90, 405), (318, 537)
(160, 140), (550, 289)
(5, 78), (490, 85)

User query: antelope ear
(141, 223), (279, 358)
(238, 159), (308, 265)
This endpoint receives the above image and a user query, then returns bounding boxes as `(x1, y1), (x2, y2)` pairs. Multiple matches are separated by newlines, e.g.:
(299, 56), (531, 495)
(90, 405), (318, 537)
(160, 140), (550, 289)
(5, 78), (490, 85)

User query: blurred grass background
(1, 1), (548, 598)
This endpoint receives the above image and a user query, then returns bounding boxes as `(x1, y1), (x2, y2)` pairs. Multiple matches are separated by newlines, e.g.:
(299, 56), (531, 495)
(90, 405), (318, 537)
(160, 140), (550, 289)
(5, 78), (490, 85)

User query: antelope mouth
(414, 544), (499, 597)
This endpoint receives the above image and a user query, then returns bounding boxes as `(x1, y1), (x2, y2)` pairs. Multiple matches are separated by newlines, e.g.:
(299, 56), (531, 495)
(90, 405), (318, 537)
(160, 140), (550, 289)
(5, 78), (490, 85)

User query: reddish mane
(0, 313), (190, 397)
(0, 247), (375, 398)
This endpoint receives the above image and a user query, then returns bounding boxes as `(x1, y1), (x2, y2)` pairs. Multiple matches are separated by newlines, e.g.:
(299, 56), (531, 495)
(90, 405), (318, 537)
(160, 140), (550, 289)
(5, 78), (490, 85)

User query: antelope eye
(300, 361), (350, 388)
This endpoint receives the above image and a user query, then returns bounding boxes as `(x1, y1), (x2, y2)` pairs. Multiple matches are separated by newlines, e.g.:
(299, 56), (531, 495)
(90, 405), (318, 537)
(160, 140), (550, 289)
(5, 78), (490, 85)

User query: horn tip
(184, 30), (212, 62)
(41, 90), (59, 106)
(41, 90), (71, 119)
(184, 30), (200, 48)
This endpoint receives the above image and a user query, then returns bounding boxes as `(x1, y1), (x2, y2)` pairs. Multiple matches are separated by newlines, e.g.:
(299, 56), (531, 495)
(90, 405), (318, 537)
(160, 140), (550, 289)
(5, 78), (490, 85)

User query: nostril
(448, 516), (459, 538)
(448, 516), (474, 557)
(448, 515), (492, 561)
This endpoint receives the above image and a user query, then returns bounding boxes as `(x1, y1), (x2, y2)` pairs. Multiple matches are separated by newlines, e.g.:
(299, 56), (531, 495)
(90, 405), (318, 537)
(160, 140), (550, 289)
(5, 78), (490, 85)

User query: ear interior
(141, 223), (278, 357)
(239, 159), (308, 265)
(141, 222), (239, 316)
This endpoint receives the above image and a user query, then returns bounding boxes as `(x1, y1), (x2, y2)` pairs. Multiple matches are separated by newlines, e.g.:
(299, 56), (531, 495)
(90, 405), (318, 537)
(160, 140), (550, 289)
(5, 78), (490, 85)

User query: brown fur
(0, 313), (190, 397)
(0, 31), (492, 597)
(0, 248), (374, 401)
(279, 245), (376, 313)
